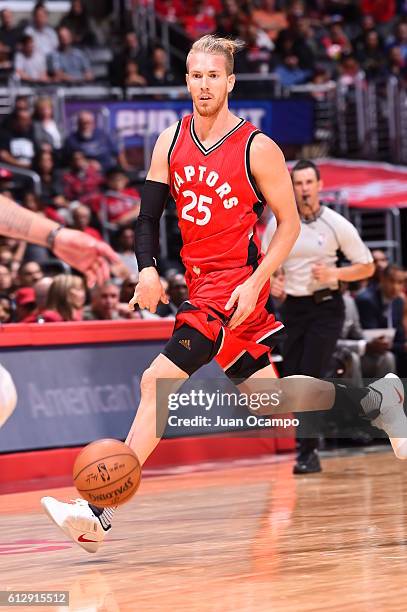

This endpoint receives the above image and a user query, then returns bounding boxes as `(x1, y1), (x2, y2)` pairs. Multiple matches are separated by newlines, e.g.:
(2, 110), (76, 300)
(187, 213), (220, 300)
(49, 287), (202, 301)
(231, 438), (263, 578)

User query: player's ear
(227, 73), (235, 93)
(186, 74), (191, 93)
(318, 179), (323, 191)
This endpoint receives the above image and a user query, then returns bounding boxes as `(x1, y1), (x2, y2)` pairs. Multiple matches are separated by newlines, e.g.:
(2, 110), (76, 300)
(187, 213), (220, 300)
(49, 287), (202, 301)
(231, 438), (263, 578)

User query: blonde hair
(46, 274), (85, 321)
(186, 35), (244, 76)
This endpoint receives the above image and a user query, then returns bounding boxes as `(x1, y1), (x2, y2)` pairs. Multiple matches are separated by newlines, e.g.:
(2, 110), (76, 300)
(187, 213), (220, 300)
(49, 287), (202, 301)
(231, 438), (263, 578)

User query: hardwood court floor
(1, 450), (407, 612)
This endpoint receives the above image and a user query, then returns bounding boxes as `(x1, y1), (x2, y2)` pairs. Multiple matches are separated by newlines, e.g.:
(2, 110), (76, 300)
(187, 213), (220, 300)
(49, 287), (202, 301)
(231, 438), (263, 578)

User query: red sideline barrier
(0, 320), (294, 485)
(0, 319), (175, 346)
(0, 436), (295, 485)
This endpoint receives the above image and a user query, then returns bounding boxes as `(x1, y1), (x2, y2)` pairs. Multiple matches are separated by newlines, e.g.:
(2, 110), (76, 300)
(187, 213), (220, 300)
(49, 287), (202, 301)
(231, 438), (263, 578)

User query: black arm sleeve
(135, 180), (170, 271)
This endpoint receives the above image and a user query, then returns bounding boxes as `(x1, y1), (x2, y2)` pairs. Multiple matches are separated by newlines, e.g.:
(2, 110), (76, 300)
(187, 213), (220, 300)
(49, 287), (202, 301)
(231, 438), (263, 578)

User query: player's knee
(162, 324), (222, 376)
(140, 366), (159, 396)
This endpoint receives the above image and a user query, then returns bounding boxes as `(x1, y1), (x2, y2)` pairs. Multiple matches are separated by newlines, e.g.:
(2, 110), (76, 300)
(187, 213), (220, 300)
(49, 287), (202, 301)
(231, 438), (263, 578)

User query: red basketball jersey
(169, 114), (265, 274)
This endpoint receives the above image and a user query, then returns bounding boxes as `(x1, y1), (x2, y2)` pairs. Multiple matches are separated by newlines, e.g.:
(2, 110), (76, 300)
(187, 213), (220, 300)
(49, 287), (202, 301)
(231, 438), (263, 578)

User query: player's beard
(195, 90), (228, 118)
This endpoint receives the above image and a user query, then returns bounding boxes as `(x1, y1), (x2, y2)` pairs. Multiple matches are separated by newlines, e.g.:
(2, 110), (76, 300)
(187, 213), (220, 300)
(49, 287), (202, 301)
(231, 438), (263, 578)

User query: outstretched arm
(0, 194), (119, 287)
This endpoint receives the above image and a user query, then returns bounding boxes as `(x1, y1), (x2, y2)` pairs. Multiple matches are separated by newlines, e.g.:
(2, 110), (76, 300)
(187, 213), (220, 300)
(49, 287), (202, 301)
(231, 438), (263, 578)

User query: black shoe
(293, 450), (322, 474)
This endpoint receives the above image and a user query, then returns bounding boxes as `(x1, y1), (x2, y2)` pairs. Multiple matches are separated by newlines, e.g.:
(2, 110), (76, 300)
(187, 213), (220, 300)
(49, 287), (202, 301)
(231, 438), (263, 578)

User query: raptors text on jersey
(169, 114), (265, 274)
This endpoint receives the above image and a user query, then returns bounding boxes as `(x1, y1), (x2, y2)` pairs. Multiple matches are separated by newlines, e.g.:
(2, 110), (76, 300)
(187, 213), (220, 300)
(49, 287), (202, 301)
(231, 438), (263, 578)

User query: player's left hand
(311, 263), (338, 284)
(53, 228), (120, 287)
(225, 280), (260, 330)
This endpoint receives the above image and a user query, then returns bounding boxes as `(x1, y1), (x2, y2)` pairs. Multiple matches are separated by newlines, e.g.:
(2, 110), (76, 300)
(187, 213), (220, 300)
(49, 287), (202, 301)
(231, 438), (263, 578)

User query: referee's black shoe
(293, 450), (322, 474)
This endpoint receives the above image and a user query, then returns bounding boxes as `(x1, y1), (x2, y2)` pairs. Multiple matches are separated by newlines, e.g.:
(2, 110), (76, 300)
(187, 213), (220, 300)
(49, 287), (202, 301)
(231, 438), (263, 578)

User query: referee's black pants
(281, 292), (345, 456)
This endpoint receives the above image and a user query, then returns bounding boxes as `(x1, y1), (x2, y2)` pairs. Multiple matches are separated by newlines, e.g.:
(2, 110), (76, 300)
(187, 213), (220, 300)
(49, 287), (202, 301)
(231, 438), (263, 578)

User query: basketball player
(0, 194), (119, 287)
(42, 35), (407, 553)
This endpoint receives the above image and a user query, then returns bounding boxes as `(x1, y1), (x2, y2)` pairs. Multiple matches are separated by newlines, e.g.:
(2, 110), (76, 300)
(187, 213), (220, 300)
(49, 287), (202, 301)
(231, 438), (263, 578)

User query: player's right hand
(129, 267), (169, 313)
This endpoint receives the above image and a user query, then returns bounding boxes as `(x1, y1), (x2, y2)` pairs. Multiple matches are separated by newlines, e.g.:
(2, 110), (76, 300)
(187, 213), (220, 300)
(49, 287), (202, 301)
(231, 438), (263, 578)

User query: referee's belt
(287, 288), (340, 304)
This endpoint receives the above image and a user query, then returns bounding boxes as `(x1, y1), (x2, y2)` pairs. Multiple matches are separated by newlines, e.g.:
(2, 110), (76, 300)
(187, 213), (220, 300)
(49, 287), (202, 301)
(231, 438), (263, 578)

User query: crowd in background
(0, 1), (406, 90)
(0, 1), (177, 88)
(156, 0), (407, 87)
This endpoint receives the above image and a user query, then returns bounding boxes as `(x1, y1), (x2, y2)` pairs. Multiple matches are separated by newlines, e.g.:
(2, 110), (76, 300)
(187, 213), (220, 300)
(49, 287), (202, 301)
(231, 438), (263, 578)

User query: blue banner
(0, 342), (237, 452)
(65, 99), (314, 147)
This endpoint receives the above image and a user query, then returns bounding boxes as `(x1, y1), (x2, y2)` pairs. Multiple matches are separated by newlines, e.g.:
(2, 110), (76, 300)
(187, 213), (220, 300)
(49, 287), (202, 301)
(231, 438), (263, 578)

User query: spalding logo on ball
(0, 364), (17, 429)
(73, 439), (141, 507)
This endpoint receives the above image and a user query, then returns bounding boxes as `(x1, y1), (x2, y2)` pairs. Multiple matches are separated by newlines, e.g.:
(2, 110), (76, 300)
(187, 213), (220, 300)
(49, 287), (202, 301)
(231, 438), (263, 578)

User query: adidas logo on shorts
(179, 339), (191, 350)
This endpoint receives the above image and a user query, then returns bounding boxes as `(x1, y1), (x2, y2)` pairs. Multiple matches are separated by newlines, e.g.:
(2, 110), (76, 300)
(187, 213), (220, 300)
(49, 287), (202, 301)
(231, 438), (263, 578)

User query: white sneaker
(369, 373), (407, 460)
(41, 497), (108, 553)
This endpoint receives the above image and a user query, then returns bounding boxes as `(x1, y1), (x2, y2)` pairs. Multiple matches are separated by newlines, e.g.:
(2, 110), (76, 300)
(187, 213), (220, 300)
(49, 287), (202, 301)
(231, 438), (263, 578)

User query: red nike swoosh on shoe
(395, 386), (404, 404)
(78, 534), (98, 543)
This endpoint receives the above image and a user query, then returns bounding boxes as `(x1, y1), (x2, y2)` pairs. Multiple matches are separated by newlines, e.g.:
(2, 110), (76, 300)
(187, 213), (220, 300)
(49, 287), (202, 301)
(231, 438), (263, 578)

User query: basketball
(73, 439), (141, 507)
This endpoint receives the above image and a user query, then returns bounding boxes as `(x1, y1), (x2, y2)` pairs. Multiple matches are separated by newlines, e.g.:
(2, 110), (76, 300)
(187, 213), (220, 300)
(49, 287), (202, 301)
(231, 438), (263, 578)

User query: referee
(262, 159), (374, 474)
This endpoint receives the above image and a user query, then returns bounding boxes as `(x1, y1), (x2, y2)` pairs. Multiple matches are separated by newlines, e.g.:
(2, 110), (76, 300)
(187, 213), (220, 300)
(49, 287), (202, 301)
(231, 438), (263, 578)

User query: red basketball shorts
(162, 265), (285, 381)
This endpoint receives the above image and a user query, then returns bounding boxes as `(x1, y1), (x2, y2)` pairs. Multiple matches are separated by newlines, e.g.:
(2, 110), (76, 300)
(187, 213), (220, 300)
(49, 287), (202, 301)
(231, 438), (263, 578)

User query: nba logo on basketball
(97, 463), (111, 482)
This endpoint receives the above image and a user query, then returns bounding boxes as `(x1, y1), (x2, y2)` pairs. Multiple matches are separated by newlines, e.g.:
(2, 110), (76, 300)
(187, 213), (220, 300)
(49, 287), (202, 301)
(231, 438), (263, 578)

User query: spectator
(14, 34), (49, 83)
(65, 111), (128, 171)
(0, 9), (22, 57)
(356, 264), (407, 377)
(48, 26), (93, 83)
(155, 0), (183, 23)
(0, 43), (12, 81)
(114, 226), (138, 277)
(33, 276), (53, 310)
(63, 150), (103, 201)
(157, 273), (188, 317)
(251, 0), (289, 43)
(274, 53), (312, 86)
(124, 59), (147, 87)
(354, 14), (378, 55)
(23, 276), (62, 322)
(0, 264), (12, 294)
(289, 17), (320, 70)
(360, 0), (396, 37)
(337, 284), (366, 387)
(0, 96), (30, 132)
(71, 204), (103, 241)
(109, 31), (148, 87)
(86, 167), (141, 227)
(0, 293), (12, 323)
(18, 261), (43, 287)
(147, 46), (178, 87)
(321, 20), (353, 61)
(235, 23), (274, 74)
(33, 151), (64, 209)
(0, 109), (38, 169)
(390, 22), (407, 62)
(59, 0), (96, 47)
(216, 0), (244, 38)
(337, 55), (364, 87)
(357, 30), (386, 79)
(387, 45), (407, 81)
(370, 249), (389, 287)
(0, 246), (14, 268)
(84, 281), (124, 320)
(14, 286), (37, 321)
(33, 97), (63, 152)
(183, 0), (216, 41)
(25, 3), (58, 58)
(46, 273), (86, 321)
